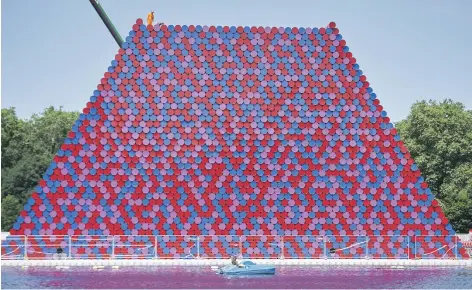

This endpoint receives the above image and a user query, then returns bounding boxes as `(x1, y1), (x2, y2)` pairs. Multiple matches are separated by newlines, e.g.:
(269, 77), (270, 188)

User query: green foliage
(1, 195), (22, 231)
(2, 153), (52, 205)
(396, 99), (472, 232)
(1, 108), (28, 170)
(440, 163), (472, 233)
(1, 106), (79, 231)
(26, 106), (80, 156)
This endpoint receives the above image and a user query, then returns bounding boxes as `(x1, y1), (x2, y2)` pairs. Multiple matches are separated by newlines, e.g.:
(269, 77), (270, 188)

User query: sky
(1, 0), (471, 122)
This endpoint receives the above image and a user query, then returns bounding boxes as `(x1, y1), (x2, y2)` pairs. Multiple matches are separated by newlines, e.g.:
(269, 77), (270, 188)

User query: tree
(1, 106), (80, 231)
(395, 99), (472, 232)
(26, 106), (80, 156)
(395, 99), (472, 198)
(2, 153), (52, 205)
(1, 108), (29, 170)
(440, 163), (472, 233)
(1, 195), (22, 231)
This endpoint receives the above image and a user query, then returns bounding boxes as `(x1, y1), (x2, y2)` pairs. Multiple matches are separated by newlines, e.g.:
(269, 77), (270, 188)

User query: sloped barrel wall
(9, 19), (468, 259)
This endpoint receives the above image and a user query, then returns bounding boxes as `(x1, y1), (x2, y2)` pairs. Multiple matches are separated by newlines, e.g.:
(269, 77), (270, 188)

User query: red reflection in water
(2, 266), (471, 289)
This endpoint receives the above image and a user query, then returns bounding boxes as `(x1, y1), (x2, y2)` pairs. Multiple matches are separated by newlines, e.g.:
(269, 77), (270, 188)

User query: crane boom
(89, 0), (124, 48)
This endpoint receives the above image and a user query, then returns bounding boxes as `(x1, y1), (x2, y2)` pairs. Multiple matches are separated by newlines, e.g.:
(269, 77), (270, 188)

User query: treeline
(395, 99), (472, 233)
(1, 100), (471, 232)
(1, 107), (80, 230)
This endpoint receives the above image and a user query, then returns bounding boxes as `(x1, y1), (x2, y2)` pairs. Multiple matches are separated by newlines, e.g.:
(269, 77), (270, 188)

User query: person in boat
(231, 255), (244, 268)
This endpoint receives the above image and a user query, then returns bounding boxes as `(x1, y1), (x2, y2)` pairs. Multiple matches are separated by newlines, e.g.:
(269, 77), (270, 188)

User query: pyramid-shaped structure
(8, 19), (468, 259)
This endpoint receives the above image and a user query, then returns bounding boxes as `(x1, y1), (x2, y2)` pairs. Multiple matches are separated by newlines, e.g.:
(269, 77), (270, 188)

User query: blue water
(2, 265), (472, 289)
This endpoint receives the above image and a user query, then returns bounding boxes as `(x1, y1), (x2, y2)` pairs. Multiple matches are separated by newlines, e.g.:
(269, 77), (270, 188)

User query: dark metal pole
(89, 0), (124, 48)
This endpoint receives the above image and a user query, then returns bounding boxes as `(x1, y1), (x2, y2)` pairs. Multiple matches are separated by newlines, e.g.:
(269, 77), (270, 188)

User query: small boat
(217, 260), (276, 275)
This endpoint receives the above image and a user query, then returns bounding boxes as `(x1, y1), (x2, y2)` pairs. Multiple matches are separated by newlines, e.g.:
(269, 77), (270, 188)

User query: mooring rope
(1, 246), (23, 258)
(423, 244), (447, 256)
(115, 244), (155, 258)
(421, 244), (457, 258)
(332, 240), (368, 252)
(440, 245), (456, 259)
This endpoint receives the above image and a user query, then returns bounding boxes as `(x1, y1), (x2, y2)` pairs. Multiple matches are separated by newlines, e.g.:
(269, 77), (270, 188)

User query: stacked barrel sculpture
(5, 19), (469, 259)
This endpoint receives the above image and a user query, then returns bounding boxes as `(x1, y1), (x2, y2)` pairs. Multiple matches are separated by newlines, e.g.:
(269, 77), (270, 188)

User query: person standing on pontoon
(53, 247), (67, 260)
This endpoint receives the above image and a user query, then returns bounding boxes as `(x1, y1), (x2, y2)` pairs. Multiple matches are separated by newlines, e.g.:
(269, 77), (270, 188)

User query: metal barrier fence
(413, 235), (459, 259)
(1, 235), (469, 260)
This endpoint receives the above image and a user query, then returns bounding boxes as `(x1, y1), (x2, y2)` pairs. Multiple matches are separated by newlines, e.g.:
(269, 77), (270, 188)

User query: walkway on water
(2, 258), (471, 267)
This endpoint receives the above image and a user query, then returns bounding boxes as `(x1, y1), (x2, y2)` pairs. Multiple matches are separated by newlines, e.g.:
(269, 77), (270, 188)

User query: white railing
(1, 234), (469, 260)
(413, 235), (459, 259)
(0, 235), (26, 260)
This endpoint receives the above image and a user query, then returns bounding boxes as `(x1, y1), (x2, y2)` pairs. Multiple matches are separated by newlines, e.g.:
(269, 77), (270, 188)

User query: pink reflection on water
(2, 266), (468, 289)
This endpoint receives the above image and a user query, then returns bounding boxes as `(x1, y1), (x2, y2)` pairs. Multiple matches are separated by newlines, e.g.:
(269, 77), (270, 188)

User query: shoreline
(2, 258), (471, 267)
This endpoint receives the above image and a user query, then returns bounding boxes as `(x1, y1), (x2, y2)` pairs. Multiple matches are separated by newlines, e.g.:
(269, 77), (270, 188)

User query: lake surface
(2, 265), (472, 289)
